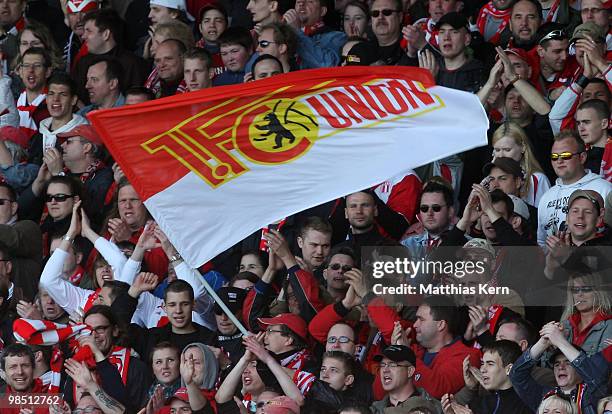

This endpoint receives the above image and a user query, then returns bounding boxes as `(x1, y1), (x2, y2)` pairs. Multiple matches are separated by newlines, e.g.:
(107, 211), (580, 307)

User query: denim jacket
(509, 347), (608, 414)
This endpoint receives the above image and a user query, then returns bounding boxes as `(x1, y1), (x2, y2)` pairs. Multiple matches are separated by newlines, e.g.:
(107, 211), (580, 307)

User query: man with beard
(506, 0), (542, 49)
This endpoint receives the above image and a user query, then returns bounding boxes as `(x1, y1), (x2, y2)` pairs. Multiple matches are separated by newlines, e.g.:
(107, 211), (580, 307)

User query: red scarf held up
(476, 2), (511, 45)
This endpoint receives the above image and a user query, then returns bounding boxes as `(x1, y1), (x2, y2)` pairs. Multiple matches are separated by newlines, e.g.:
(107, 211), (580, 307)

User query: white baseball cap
(150, 0), (194, 21)
(508, 194), (530, 220)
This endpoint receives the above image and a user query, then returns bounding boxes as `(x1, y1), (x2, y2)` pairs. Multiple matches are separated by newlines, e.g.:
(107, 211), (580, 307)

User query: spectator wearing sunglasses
(536, 130), (612, 248)
(256, 23), (298, 73)
(401, 180), (456, 265)
(369, 0), (404, 65)
(40, 176), (82, 256)
(322, 246), (356, 302)
(214, 286), (247, 364)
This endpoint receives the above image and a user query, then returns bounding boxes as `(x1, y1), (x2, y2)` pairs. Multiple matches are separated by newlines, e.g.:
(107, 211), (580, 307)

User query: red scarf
(84, 288), (101, 313)
(543, 0), (561, 22)
(69, 265), (86, 285)
(63, 159), (106, 184)
(259, 218), (287, 251)
(303, 21), (326, 37)
(568, 311), (611, 346)
(476, 2), (511, 45)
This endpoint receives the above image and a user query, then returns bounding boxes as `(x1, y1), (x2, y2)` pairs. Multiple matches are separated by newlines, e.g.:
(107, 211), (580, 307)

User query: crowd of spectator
(0, 0), (611, 413)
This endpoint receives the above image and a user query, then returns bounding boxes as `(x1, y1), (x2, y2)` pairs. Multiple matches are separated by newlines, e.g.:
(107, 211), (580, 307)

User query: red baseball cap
(258, 313), (307, 342)
(56, 125), (104, 146)
(66, 0), (99, 14)
(0, 126), (29, 148)
(170, 387), (190, 403)
(504, 48), (531, 66)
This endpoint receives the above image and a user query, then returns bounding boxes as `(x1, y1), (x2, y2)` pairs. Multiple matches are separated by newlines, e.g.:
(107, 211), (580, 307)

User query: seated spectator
(147, 341), (182, 402)
(284, 0), (346, 68)
(0, 127), (39, 194)
(16, 47), (52, 139)
(509, 321), (608, 413)
(62, 304), (151, 411)
(575, 99), (611, 179)
(559, 272), (611, 355)
(78, 57), (125, 116)
(342, 2), (369, 39)
(213, 27), (254, 86)
(73, 8), (148, 105)
(450, 340), (531, 413)
(0, 182), (42, 302)
(491, 122), (551, 207)
(257, 23), (298, 73)
(29, 73), (87, 166)
(537, 130), (612, 247)
(252, 54), (284, 80)
(370, 345), (442, 413)
(124, 86), (156, 105)
(183, 48), (214, 92)
(152, 39), (187, 97)
(196, 3), (228, 76)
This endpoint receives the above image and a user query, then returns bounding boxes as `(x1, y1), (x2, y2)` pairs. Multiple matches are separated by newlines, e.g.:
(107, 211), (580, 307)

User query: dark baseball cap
(344, 41), (380, 66)
(373, 345), (417, 366)
(483, 157), (523, 179)
(435, 12), (469, 31)
(214, 286), (246, 315)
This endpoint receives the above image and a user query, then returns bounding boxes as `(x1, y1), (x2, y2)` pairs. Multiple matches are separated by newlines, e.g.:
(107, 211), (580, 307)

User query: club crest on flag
(141, 77), (443, 189)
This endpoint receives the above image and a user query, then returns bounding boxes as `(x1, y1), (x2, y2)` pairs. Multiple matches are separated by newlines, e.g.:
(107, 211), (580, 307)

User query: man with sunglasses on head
(536, 130), (612, 248)
(535, 24), (578, 100)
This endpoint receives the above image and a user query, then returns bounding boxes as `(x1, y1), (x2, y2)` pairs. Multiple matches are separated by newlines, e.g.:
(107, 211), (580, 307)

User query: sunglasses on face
(329, 263), (352, 272)
(571, 286), (594, 294)
(550, 151), (582, 161)
(419, 204), (445, 213)
(327, 335), (354, 344)
(370, 9), (398, 17)
(258, 40), (276, 48)
(46, 193), (73, 203)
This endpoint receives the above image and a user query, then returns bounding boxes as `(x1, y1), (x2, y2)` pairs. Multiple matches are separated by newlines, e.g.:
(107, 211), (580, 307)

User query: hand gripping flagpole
(196, 270), (251, 336)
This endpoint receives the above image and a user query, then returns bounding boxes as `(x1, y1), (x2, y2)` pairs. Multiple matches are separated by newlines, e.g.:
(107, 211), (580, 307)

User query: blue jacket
(296, 27), (346, 69)
(509, 347), (608, 414)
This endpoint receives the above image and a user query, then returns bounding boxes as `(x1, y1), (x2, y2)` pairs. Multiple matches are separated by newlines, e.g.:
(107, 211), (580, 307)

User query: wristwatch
(169, 253), (182, 264)
(62, 234), (74, 243)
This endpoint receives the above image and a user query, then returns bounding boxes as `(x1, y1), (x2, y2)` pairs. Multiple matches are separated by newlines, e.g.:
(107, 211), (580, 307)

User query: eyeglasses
(538, 29), (567, 45)
(90, 325), (111, 335)
(571, 286), (594, 294)
(378, 362), (411, 369)
(258, 40), (277, 48)
(64, 138), (85, 145)
(419, 204), (446, 213)
(329, 263), (352, 272)
(550, 151), (582, 161)
(0, 198), (15, 205)
(370, 9), (399, 17)
(265, 328), (285, 335)
(327, 335), (354, 344)
(19, 63), (46, 71)
(46, 193), (73, 203)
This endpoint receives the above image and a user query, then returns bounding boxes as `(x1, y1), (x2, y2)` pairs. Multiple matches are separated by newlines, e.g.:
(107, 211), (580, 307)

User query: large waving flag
(89, 67), (488, 268)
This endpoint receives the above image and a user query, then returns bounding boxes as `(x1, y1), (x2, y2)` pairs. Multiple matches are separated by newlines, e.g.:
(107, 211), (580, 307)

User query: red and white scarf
(600, 138), (612, 182)
(543, 0), (561, 23)
(144, 66), (188, 97)
(280, 348), (310, 370)
(476, 2), (511, 45)
(17, 91), (46, 138)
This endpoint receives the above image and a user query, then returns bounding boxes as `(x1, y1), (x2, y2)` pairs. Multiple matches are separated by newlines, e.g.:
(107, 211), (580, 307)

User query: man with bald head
(154, 39), (186, 97)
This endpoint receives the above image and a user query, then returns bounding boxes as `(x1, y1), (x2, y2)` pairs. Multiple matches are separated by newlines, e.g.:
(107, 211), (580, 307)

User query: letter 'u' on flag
(89, 66), (489, 268)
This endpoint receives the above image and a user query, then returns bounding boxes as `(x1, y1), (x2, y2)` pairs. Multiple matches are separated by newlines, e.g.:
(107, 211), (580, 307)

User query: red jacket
(412, 339), (482, 399)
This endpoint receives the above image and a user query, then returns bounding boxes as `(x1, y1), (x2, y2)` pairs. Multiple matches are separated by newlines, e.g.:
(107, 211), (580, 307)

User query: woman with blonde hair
(537, 395), (577, 414)
(560, 272), (611, 356)
(491, 122), (551, 207)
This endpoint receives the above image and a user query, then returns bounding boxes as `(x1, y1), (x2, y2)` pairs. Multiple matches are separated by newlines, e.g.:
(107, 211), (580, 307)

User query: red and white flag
(89, 67), (488, 268)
